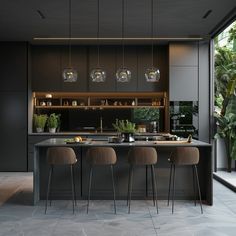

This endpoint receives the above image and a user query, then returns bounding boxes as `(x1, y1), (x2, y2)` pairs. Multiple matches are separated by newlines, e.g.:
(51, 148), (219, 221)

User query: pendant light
(62, 0), (77, 82)
(90, 0), (106, 82)
(116, 0), (131, 83)
(145, 0), (160, 82)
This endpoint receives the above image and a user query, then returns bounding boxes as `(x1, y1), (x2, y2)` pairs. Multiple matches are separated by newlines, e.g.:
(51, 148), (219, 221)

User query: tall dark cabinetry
(0, 43), (27, 171)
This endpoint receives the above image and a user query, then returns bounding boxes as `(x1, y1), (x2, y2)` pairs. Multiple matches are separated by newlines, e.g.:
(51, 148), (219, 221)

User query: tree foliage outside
(214, 21), (236, 171)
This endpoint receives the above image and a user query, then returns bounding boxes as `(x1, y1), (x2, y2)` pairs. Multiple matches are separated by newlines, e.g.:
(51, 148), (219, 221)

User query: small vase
(49, 128), (56, 133)
(122, 132), (135, 142)
(36, 127), (43, 133)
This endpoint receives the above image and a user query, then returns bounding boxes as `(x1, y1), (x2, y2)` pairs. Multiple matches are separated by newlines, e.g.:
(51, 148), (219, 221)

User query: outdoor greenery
(214, 21), (236, 171)
(112, 119), (136, 133)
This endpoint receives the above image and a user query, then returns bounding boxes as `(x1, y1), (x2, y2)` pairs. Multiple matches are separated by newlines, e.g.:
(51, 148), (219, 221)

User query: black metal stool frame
(127, 164), (158, 214)
(167, 163), (203, 214)
(45, 164), (77, 214)
(87, 165), (116, 214)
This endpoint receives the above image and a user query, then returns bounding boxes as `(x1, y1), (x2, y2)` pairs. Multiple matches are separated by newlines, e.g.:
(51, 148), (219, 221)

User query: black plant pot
(121, 132), (135, 142)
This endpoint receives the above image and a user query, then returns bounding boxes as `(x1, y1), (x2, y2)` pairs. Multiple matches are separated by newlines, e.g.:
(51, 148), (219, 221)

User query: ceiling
(0, 0), (235, 44)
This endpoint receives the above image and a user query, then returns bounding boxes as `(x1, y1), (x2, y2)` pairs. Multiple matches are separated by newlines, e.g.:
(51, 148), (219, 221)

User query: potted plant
(47, 113), (61, 133)
(112, 119), (136, 142)
(33, 114), (48, 133)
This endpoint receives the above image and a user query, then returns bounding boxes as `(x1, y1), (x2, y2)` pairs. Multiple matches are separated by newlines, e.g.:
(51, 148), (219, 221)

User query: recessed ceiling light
(36, 10), (46, 19)
(202, 10), (212, 19)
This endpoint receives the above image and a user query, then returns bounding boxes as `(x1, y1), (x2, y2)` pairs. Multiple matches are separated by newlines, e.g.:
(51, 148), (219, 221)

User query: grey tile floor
(0, 172), (236, 236)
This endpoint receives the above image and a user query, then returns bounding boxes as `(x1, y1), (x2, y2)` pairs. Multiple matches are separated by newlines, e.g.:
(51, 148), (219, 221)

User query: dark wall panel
(0, 42), (28, 171)
(0, 42), (27, 92)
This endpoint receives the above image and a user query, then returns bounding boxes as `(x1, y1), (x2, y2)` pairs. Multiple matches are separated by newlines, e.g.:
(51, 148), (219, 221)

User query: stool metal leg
(167, 163), (173, 206)
(87, 166), (93, 213)
(150, 165), (155, 206)
(172, 164), (176, 214)
(127, 165), (131, 206)
(194, 165), (203, 214)
(45, 165), (53, 214)
(70, 165), (75, 214)
(110, 165), (116, 214)
(49, 166), (54, 206)
(192, 165), (196, 206)
(72, 165), (77, 206)
(151, 165), (158, 214)
(128, 165), (134, 214)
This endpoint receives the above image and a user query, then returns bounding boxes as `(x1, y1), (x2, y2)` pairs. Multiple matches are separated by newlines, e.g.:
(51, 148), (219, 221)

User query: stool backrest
(128, 147), (157, 165)
(170, 147), (199, 165)
(47, 147), (77, 165)
(86, 147), (117, 165)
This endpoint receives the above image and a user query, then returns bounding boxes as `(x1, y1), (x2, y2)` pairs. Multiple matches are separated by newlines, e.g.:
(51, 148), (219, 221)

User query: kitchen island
(34, 139), (212, 205)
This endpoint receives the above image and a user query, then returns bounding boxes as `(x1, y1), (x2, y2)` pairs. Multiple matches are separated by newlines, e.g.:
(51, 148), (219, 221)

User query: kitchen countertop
(35, 138), (211, 147)
(29, 132), (169, 136)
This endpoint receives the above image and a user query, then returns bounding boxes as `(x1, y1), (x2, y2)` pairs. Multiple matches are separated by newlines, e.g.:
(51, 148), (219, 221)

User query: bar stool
(127, 147), (158, 214)
(86, 147), (117, 214)
(45, 147), (77, 214)
(167, 147), (203, 214)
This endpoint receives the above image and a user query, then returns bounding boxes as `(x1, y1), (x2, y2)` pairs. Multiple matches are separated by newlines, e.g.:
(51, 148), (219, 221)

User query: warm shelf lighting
(33, 37), (204, 41)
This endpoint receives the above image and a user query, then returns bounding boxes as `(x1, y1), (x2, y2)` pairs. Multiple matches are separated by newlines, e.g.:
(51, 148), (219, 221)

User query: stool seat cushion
(170, 147), (199, 165)
(128, 147), (157, 165)
(47, 147), (77, 165)
(86, 147), (117, 165)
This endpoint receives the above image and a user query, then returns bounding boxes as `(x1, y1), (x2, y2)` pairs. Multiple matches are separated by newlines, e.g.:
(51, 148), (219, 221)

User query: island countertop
(35, 138), (211, 147)
(33, 138), (212, 206)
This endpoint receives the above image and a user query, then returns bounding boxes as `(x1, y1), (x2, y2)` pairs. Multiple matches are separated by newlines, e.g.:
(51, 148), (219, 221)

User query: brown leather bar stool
(86, 147), (117, 214)
(45, 147), (77, 214)
(127, 147), (158, 214)
(167, 147), (203, 214)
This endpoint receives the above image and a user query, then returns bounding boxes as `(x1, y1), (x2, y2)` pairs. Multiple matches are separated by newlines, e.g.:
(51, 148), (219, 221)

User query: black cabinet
(32, 46), (61, 91)
(0, 43), (27, 92)
(88, 46), (117, 92)
(0, 92), (27, 171)
(0, 42), (28, 171)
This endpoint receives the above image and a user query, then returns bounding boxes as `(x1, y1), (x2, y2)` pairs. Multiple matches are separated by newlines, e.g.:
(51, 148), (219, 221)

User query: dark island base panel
(35, 145), (212, 205)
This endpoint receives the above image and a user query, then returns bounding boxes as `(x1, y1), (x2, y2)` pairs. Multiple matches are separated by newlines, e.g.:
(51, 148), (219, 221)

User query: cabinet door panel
(88, 46), (116, 92)
(169, 66), (198, 101)
(32, 46), (61, 91)
(116, 46), (137, 91)
(169, 43), (198, 66)
(61, 46), (88, 92)
(0, 43), (27, 91)
(0, 92), (27, 171)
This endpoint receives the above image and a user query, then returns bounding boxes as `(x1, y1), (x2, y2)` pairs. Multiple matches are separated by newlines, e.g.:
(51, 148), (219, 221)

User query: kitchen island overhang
(33, 139), (212, 205)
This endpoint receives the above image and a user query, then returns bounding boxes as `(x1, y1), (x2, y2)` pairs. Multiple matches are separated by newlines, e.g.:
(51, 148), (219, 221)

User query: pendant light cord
(97, 0), (100, 67)
(69, 0), (72, 67)
(122, 0), (125, 69)
(151, 0), (154, 68)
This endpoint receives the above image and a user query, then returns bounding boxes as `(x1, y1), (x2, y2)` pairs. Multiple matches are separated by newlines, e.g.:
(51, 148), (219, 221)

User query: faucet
(100, 116), (103, 133)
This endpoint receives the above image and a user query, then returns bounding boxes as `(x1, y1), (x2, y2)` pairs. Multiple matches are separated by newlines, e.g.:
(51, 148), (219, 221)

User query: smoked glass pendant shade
(90, 68), (106, 82)
(116, 68), (131, 83)
(62, 68), (78, 82)
(145, 67), (160, 82)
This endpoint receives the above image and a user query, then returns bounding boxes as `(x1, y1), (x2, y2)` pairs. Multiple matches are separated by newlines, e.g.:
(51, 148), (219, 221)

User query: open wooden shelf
(33, 92), (167, 109)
